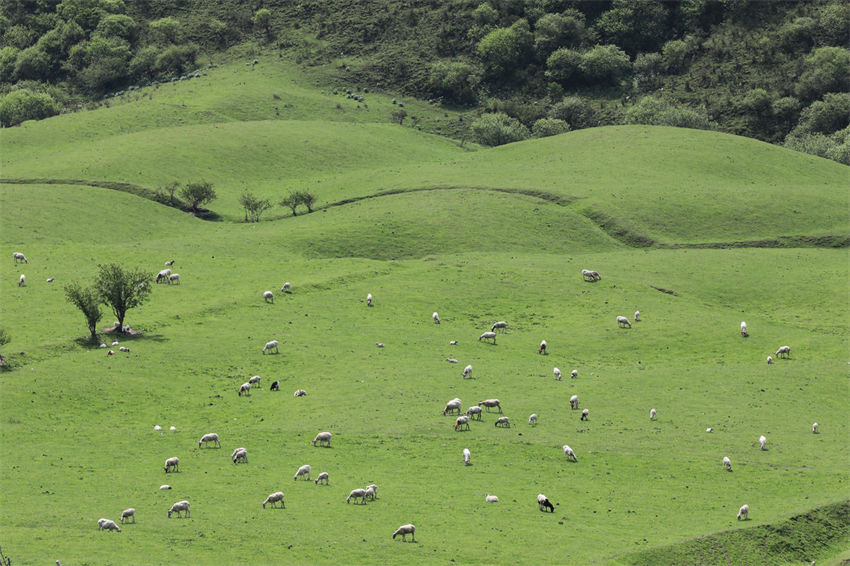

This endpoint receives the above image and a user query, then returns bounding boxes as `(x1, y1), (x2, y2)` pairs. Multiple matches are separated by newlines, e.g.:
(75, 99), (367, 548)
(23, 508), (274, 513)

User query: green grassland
(0, 56), (848, 566)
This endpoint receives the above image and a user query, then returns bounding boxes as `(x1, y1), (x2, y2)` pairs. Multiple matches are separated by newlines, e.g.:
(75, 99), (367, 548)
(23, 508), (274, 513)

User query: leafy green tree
(179, 181), (216, 213)
(239, 192), (272, 222)
(534, 13), (569, 56)
(594, 0), (669, 56)
(545, 48), (581, 86)
(633, 52), (664, 91)
(790, 93), (850, 137)
(0, 89), (60, 126)
(129, 45), (158, 78)
(0, 47), (20, 81)
(64, 282), (103, 339)
(547, 96), (597, 130)
(532, 117), (570, 138)
(280, 192), (300, 216)
(815, 3), (850, 47)
(625, 97), (716, 130)
(93, 263), (153, 333)
(95, 14), (137, 42)
(13, 45), (52, 81)
(795, 47), (850, 101)
(253, 9), (272, 39)
(149, 16), (182, 45)
(661, 39), (689, 72)
(154, 43), (198, 75)
(477, 19), (533, 78)
(428, 60), (481, 104)
(472, 3), (498, 26)
(57, 0), (106, 32)
(296, 190), (317, 213)
(579, 44), (631, 85)
(471, 112), (530, 146)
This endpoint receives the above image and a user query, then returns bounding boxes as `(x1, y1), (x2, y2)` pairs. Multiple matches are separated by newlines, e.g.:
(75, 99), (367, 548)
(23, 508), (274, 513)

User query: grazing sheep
(462, 365), (473, 379)
(154, 425), (162, 431)
(164, 260), (175, 266)
(485, 493), (499, 503)
(365, 484), (378, 499)
(538, 340), (547, 354)
(364, 486), (377, 501)
(538, 494), (555, 513)
(168, 500), (190, 518)
(120, 508), (135, 524)
(281, 282), (291, 293)
(554, 367), (562, 381)
(270, 380), (280, 391)
(315, 472), (329, 485)
(581, 269), (597, 282)
(156, 269), (171, 283)
(18, 274), (25, 287)
(812, 422), (818, 434)
(479, 331), (497, 343)
(376, 342), (385, 348)
(263, 291), (274, 303)
(443, 398), (462, 416)
(449, 340), (458, 345)
(650, 408), (657, 421)
(741, 321), (748, 337)
(775, 345), (791, 359)
(478, 399), (502, 413)
(167, 273), (180, 285)
(164, 457), (179, 473)
(433, 312), (440, 324)
(169, 426), (176, 432)
(294, 464), (311, 481)
(494, 416), (510, 428)
(262, 340), (279, 355)
(347, 488), (367, 504)
(392, 524), (415, 542)
(528, 413), (538, 426)
(569, 395), (579, 410)
(293, 389), (306, 397)
(446, 358), (458, 363)
(563, 445), (578, 462)
(767, 355), (774, 364)
(723, 456), (733, 471)
(466, 405), (483, 420)
(263, 491), (285, 509)
(198, 433), (220, 449)
(590, 271), (601, 281)
(46, 277), (54, 283)
(617, 316), (631, 328)
(634, 310), (640, 322)
(98, 519), (121, 532)
(759, 435), (767, 450)
(159, 485), (171, 490)
(491, 321), (508, 333)
(119, 346), (130, 352)
(706, 427), (713, 433)
(366, 293), (373, 306)
(463, 448), (471, 465)
(238, 382), (251, 397)
(313, 432), (332, 447)
(107, 350), (115, 356)
(581, 409), (589, 421)
(12, 252), (28, 264)
(249, 375), (261, 388)
(737, 504), (749, 520)
(100, 343), (108, 348)
(454, 415), (470, 431)
(232, 448), (248, 463)
(571, 369), (578, 379)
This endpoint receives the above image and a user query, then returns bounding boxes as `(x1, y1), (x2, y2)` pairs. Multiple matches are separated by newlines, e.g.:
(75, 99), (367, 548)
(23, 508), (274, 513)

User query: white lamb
(491, 321), (508, 332)
(198, 433), (220, 448)
(293, 389), (307, 397)
(313, 432), (332, 447)
(365, 484), (378, 499)
(775, 345), (791, 359)
(238, 382), (251, 397)
(364, 486), (377, 501)
(570, 369), (578, 379)
(98, 518), (121, 532)
(479, 331), (497, 343)
(119, 346), (130, 352)
(634, 310), (640, 322)
(164, 260), (175, 266)
(366, 293), (373, 306)
(232, 447), (248, 463)
(462, 365), (473, 379)
(617, 316), (631, 328)
(741, 321), (748, 337)
(156, 269), (171, 283)
(563, 445), (578, 462)
(443, 398), (462, 416)
(262, 340), (279, 355)
(12, 252), (28, 264)
(262, 491), (285, 509)
(759, 435), (767, 450)
(650, 408), (657, 421)
(315, 472), (329, 485)
(569, 395), (579, 410)
(767, 355), (774, 364)
(538, 340), (547, 354)
(159, 485), (171, 490)
(347, 488), (367, 504)
(168, 273), (180, 284)
(249, 375), (261, 388)
(294, 464), (311, 481)
(463, 448), (471, 465)
(812, 422), (818, 434)
(554, 367), (562, 381)
(392, 524), (415, 541)
(494, 416), (510, 428)
(485, 493), (499, 503)
(263, 291), (274, 303)
(723, 456), (733, 471)
(581, 408), (589, 421)
(466, 405), (482, 420)
(18, 274), (25, 287)
(446, 358), (458, 363)
(433, 312), (440, 324)
(163, 457), (179, 473)
(528, 413), (538, 426)
(168, 500), (190, 518)
(281, 282), (291, 293)
(737, 504), (749, 520)
(454, 415), (470, 431)
(120, 508), (135, 523)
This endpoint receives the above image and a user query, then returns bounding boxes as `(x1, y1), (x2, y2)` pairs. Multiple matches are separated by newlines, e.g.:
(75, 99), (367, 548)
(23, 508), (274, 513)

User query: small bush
(532, 118), (570, 138)
(625, 97), (717, 130)
(0, 89), (60, 126)
(471, 112), (530, 146)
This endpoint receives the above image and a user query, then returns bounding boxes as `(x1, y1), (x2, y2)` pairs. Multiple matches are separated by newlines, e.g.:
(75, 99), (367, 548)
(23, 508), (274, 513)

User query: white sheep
(454, 415), (470, 431)
(494, 416), (510, 428)
(463, 448), (471, 465)
(485, 493), (499, 503)
(759, 435), (767, 450)
(392, 524), (415, 542)
(238, 382), (251, 397)
(446, 358), (458, 363)
(634, 310), (640, 322)
(18, 274), (25, 287)
(168, 500), (190, 518)
(563, 445), (578, 462)
(775, 345), (791, 359)
(263, 291), (274, 303)
(569, 395), (579, 410)
(737, 504), (749, 520)
(365, 484), (378, 499)
(262, 340), (279, 355)
(478, 399), (502, 413)
(294, 464), (311, 481)
(159, 485), (171, 490)
(538, 494), (554, 512)
(528, 413), (538, 426)
(366, 293), (373, 306)
(554, 367), (562, 381)
(156, 269), (171, 283)
(315, 472), (329, 485)
(12, 252), (28, 264)
(581, 408), (589, 421)
(706, 427), (713, 433)
(112, 340), (119, 346)
(617, 316), (631, 328)
(364, 486), (377, 501)
(262, 491), (285, 509)
(198, 433), (220, 448)
(443, 398), (462, 416)
(107, 349), (115, 356)
(538, 340), (547, 354)
(466, 405), (482, 420)
(46, 277), (54, 282)
(249, 375), (261, 388)
(376, 342), (385, 348)
(120, 508), (135, 523)
(812, 422), (818, 434)
(168, 273), (180, 284)
(154, 425), (162, 431)
(723, 456), (732, 471)
(164, 457), (179, 473)
(232, 447), (248, 463)
(740, 321), (748, 337)
(650, 408), (657, 421)
(491, 321), (508, 332)
(281, 282), (291, 293)
(293, 389), (307, 397)
(163, 259), (175, 267)
(479, 331), (497, 343)
(767, 355), (774, 364)
(581, 269), (598, 282)
(433, 312), (440, 324)
(169, 426), (176, 432)
(347, 488), (367, 504)
(119, 346), (130, 352)
(462, 364), (473, 379)
(449, 340), (458, 345)
(313, 432), (332, 447)
(98, 518), (121, 532)
(570, 369), (578, 379)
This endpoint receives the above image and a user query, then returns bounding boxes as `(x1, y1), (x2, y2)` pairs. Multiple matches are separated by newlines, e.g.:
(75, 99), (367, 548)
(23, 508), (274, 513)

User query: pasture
(0, 56), (847, 566)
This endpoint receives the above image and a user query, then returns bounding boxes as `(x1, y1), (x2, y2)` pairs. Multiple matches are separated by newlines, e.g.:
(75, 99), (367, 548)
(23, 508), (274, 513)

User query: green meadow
(1, 57), (848, 565)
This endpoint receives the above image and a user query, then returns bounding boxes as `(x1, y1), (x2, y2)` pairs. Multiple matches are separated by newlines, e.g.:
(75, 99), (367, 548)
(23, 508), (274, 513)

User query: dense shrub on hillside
(532, 118), (570, 138)
(0, 88), (60, 126)
(471, 112), (530, 146)
(427, 60), (482, 105)
(477, 19), (533, 79)
(547, 96), (597, 130)
(625, 97), (716, 131)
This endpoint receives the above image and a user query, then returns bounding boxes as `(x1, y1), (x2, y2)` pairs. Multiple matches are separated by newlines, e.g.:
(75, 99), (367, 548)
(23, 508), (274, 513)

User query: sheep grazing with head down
(538, 494), (554, 512)
(164, 457), (179, 473)
(294, 464), (311, 481)
(446, 358), (458, 364)
(13, 252), (28, 264)
(18, 274), (25, 287)
(263, 291), (274, 303)
(248, 375), (261, 389)
(812, 422), (819, 434)
(466, 405), (482, 421)
(479, 331), (497, 344)
(281, 282), (291, 293)
(494, 416), (510, 428)
(491, 321), (508, 333)
(198, 433), (220, 449)
(313, 432), (332, 447)
(454, 415), (470, 431)
(759, 435), (767, 450)
(554, 367), (562, 381)
(156, 269), (171, 284)
(617, 316), (631, 328)
(443, 398), (462, 416)
(262, 340), (279, 355)
(563, 445), (578, 462)
(164, 259), (175, 266)
(315, 472), (329, 485)
(366, 293), (373, 306)
(528, 413), (538, 426)
(293, 389), (306, 397)
(262, 491), (285, 509)
(168, 273), (180, 285)
(581, 408), (589, 421)
(634, 310), (640, 322)
(167, 500), (190, 518)
(569, 395), (579, 410)
(232, 448), (248, 464)
(581, 269), (600, 282)
(347, 488), (367, 504)
(737, 504), (749, 521)
(160, 485), (171, 490)
(364, 486), (377, 501)
(775, 345), (791, 359)
(538, 340), (547, 354)
(120, 508), (135, 524)
(571, 369), (578, 379)
(449, 340), (458, 345)
(462, 365), (473, 379)
(740, 321), (748, 337)
(723, 456), (733, 471)
(478, 399), (502, 413)
(433, 312), (440, 324)
(392, 524), (415, 542)
(463, 448), (471, 466)
(767, 355), (774, 365)
(650, 408), (657, 421)
(485, 493), (499, 503)
(238, 382), (251, 397)
(270, 380), (280, 391)
(98, 518), (121, 532)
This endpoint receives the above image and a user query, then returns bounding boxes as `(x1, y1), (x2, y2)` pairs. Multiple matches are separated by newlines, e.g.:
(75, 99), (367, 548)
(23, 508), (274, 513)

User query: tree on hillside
(94, 263), (153, 333)
(280, 192), (300, 216)
(253, 9), (273, 39)
(296, 190), (317, 213)
(64, 282), (104, 339)
(179, 181), (216, 214)
(239, 192), (272, 222)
